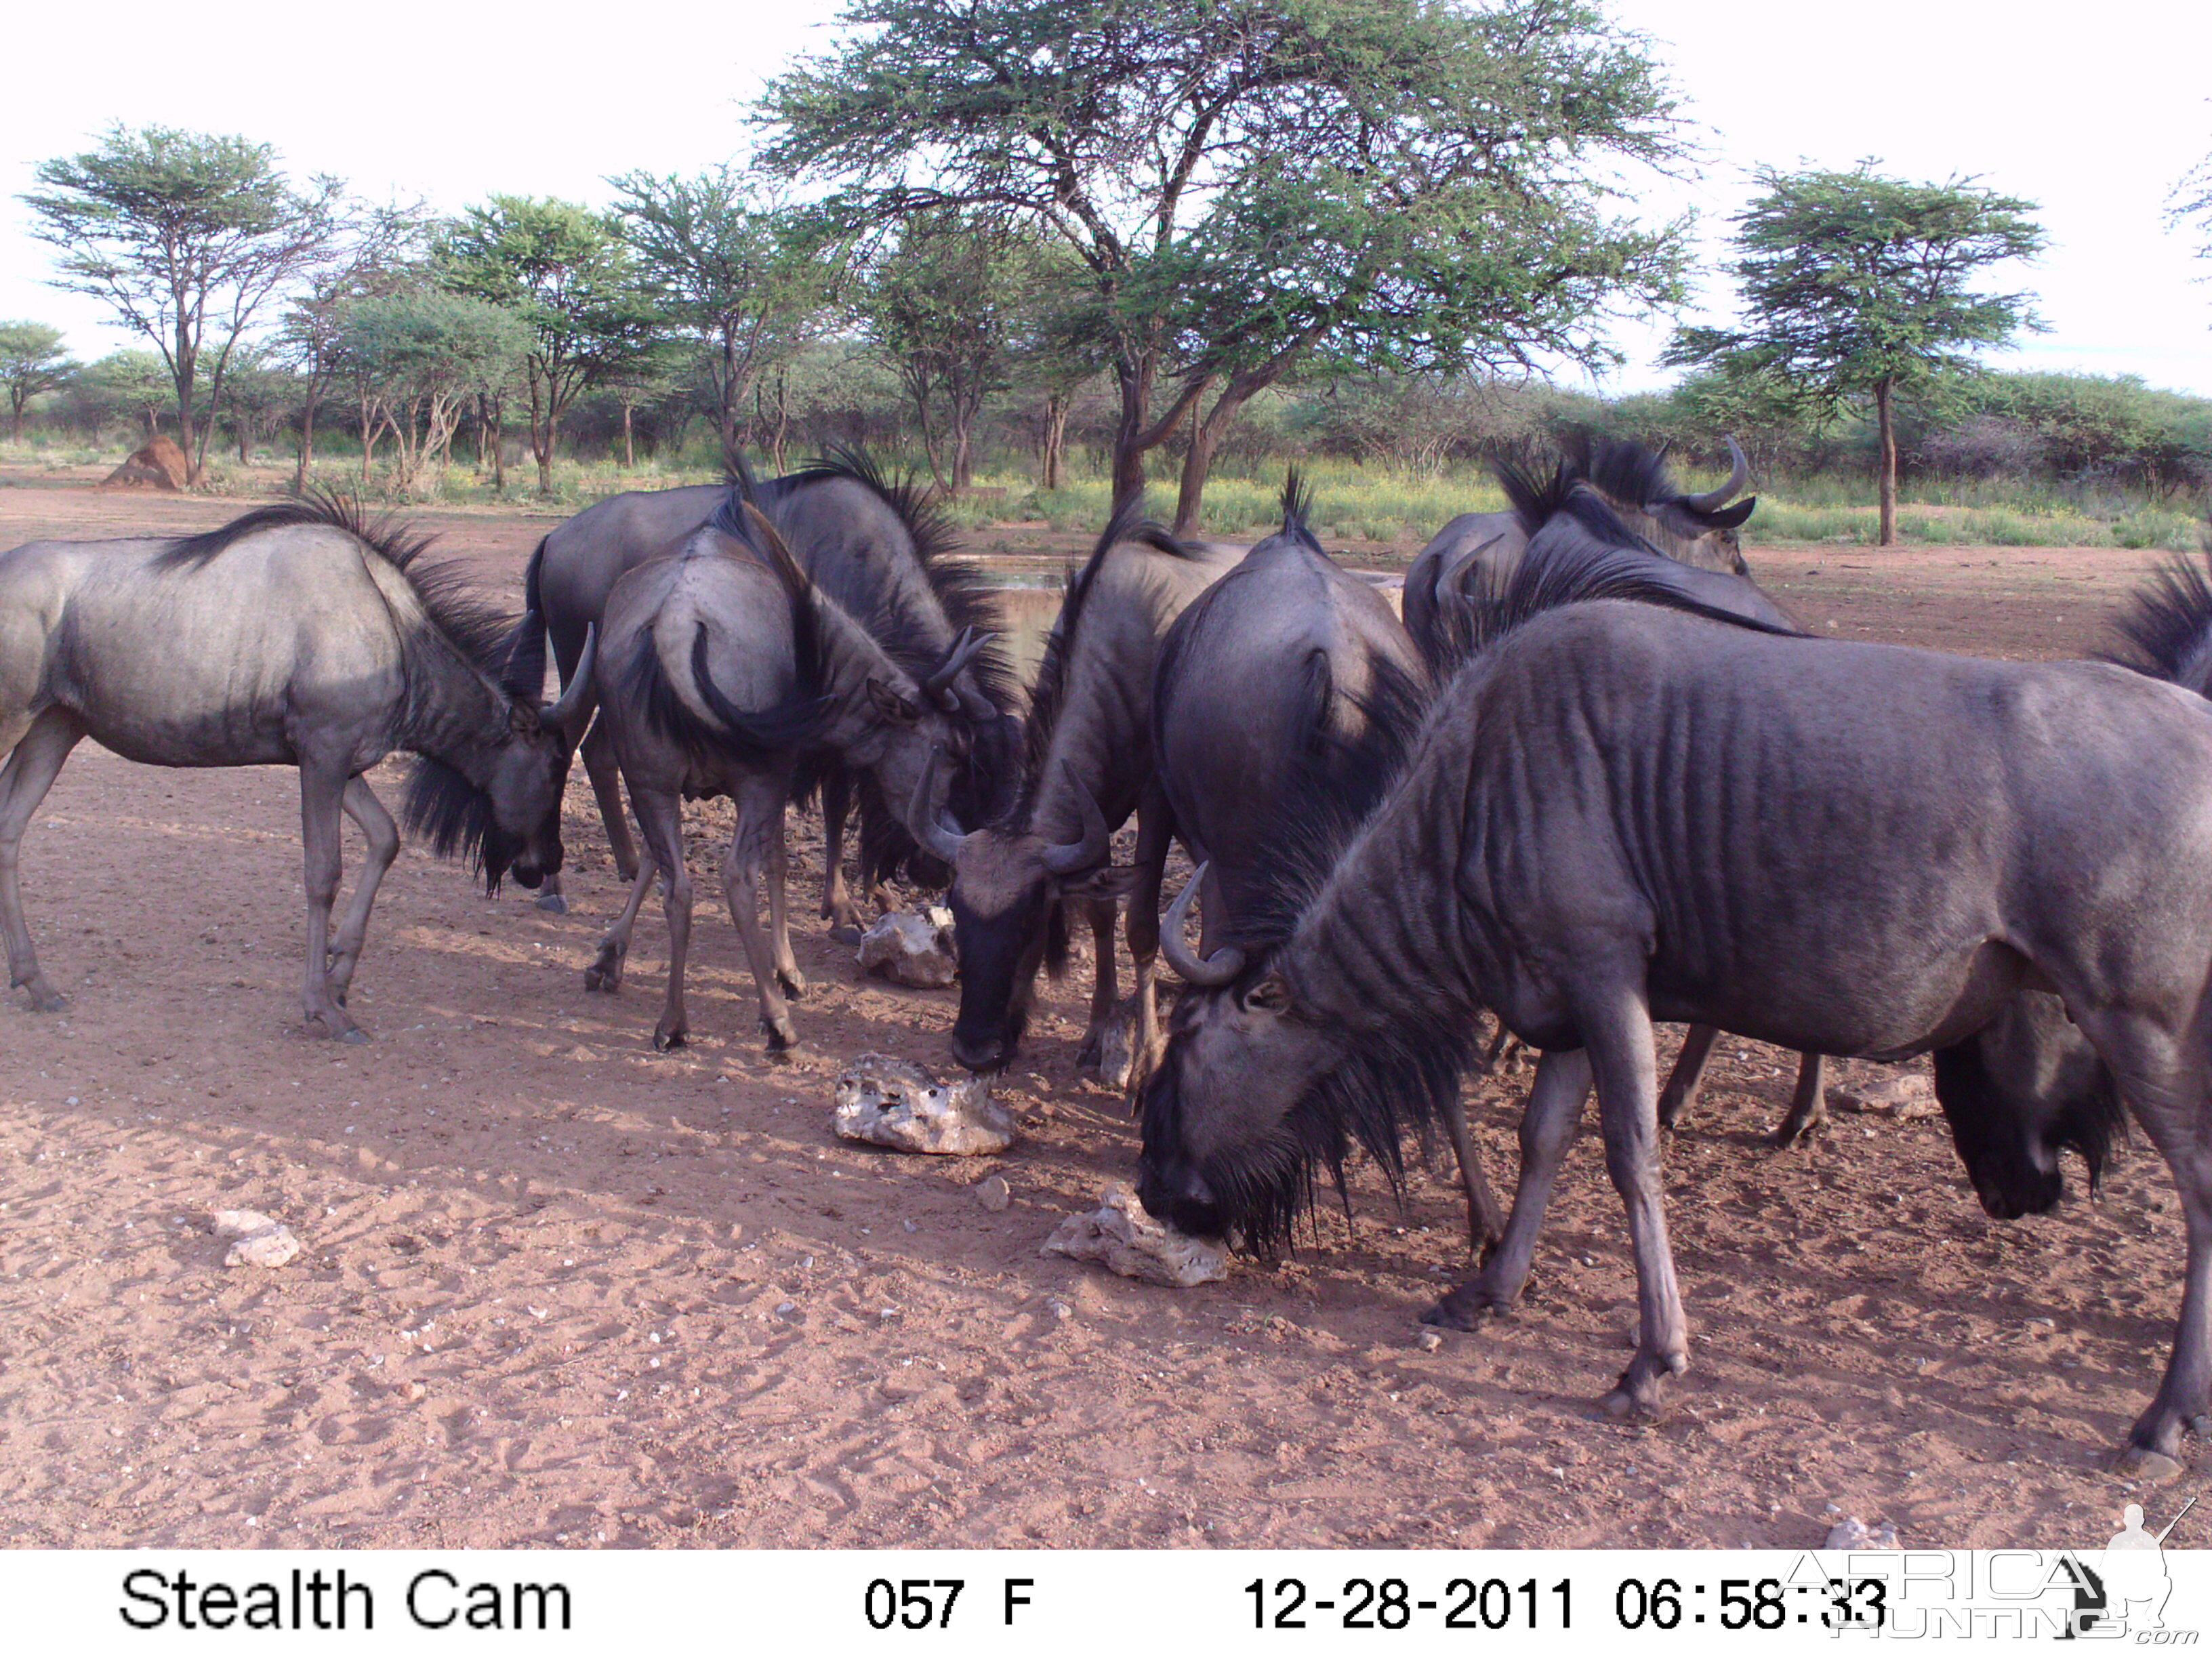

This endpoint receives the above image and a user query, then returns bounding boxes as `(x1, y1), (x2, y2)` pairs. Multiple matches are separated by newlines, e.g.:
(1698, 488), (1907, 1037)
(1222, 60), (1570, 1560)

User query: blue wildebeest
(1138, 497), (2212, 1471)
(912, 501), (1243, 1082)
(1402, 435), (1759, 673)
(1420, 448), (1825, 1147)
(581, 491), (972, 1051)
(506, 449), (1021, 933)
(1147, 478), (1503, 1251)
(0, 495), (586, 1040)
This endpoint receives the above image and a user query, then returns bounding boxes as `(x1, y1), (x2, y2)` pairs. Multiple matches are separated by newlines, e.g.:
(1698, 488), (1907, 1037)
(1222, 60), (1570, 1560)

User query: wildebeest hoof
(340, 1027), (371, 1046)
(535, 893), (568, 914)
(1422, 1286), (1510, 1330)
(762, 1017), (798, 1052)
(24, 987), (67, 1013)
(2114, 1446), (2187, 1483)
(1601, 1385), (1662, 1422)
(777, 969), (807, 999)
(653, 1027), (687, 1052)
(583, 949), (623, 993)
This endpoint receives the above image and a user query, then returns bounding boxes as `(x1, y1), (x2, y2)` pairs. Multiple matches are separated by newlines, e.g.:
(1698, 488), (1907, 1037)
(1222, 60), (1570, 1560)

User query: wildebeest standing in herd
(581, 492), (976, 1051)
(916, 500), (1243, 1082)
(0, 495), (586, 1039)
(1147, 480), (1504, 1251)
(507, 451), (1020, 934)
(1139, 494), (2212, 1470)
(1425, 452), (1828, 1149)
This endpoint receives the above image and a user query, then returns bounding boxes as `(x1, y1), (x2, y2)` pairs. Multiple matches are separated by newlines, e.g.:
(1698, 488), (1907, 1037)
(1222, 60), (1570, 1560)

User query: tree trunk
(7, 401), (22, 444)
(622, 401), (635, 470)
(359, 392), (375, 486)
(1875, 377), (1898, 548)
(1174, 373), (1275, 537)
(236, 409), (251, 466)
(294, 388), (319, 495)
(1040, 393), (1067, 491)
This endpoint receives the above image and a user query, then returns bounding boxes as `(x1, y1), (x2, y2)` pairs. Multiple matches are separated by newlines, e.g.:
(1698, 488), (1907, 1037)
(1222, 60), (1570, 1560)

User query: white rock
(213, 1210), (301, 1269)
(1831, 1072), (1938, 1120)
(1041, 1185), (1228, 1288)
(832, 1052), (1015, 1155)
(1823, 1514), (1900, 1550)
(977, 1174), (1012, 1212)
(857, 907), (958, 989)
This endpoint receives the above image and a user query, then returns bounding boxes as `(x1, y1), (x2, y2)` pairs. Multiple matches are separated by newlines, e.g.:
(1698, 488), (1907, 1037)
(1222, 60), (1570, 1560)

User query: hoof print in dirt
(833, 1052), (1015, 1155)
(213, 1208), (301, 1269)
(856, 907), (958, 989)
(1041, 1184), (1227, 1288)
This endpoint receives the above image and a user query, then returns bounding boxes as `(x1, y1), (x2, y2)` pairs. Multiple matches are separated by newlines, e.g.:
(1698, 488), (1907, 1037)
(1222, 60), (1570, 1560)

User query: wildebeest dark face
(484, 709), (572, 893)
(1633, 496), (1756, 576)
(1135, 968), (1343, 1243)
(945, 832), (1133, 1072)
(1931, 994), (2123, 1221)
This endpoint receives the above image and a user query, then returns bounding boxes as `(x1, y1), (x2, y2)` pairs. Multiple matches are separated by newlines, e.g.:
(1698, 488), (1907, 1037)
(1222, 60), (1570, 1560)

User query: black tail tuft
(2105, 550), (2212, 697)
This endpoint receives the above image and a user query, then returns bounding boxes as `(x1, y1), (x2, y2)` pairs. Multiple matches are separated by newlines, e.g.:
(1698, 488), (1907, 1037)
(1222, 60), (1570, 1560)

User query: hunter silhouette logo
(2058, 1494), (2196, 1640)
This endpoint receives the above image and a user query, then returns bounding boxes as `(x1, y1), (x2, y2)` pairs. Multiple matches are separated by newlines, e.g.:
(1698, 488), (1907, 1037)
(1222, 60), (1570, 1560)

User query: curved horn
(905, 745), (971, 864)
(1438, 532), (1507, 598)
(1682, 435), (1750, 513)
(916, 623), (995, 703)
(541, 623), (598, 732)
(1159, 865), (1244, 987)
(1038, 771), (1109, 875)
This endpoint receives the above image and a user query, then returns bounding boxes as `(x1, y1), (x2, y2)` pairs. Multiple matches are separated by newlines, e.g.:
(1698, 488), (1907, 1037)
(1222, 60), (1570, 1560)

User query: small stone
(1416, 1329), (1443, 1352)
(977, 1174), (1012, 1212)
(833, 1053), (1016, 1155)
(1830, 1071), (1937, 1120)
(857, 907), (958, 989)
(402, 1382), (426, 1402)
(213, 1209), (300, 1269)
(1823, 1514), (1900, 1550)
(1041, 1184), (1228, 1288)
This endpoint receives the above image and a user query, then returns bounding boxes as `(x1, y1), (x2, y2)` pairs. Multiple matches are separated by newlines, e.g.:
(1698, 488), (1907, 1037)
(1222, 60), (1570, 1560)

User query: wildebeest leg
(1655, 1023), (1721, 1129)
(581, 712), (637, 882)
(615, 787), (691, 1050)
(586, 858), (656, 994)
(298, 761), (365, 1042)
(1118, 792), (1176, 1089)
(1581, 987), (1689, 1419)
(2074, 1006), (2212, 1466)
(720, 779), (798, 1050)
(325, 775), (400, 1004)
(1426, 1049), (1591, 1326)
(817, 770), (865, 944)
(1771, 1052), (1829, 1147)
(1074, 899), (1122, 1076)
(1441, 1093), (1507, 1261)
(0, 708), (85, 1013)
(764, 805), (804, 1000)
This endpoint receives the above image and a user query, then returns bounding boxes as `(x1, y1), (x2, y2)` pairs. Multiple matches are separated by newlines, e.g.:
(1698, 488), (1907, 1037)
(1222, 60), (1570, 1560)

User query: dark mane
(1573, 432), (1679, 514)
(157, 490), (516, 682)
(2104, 550), (2212, 698)
(1017, 496), (1200, 822)
(1445, 488), (1806, 665)
(788, 444), (1021, 718)
(1279, 468), (1322, 551)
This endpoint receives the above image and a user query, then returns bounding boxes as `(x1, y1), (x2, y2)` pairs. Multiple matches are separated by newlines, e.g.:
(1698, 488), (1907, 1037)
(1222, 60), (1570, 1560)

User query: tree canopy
(0, 321), (79, 443)
(760, 0), (1690, 526)
(438, 196), (664, 493)
(21, 125), (341, 483)
(1666, 162), (2045, 544)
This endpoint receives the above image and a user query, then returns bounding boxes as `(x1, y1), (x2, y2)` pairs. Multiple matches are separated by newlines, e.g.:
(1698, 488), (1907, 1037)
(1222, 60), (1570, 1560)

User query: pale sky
(2, 0), (2208, 396)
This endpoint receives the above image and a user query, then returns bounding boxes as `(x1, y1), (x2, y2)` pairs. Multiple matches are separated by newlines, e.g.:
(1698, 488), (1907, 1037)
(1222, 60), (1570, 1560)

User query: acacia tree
(277, 201), (426, 491)
(607, 166), (839, 464)
(0, 321), (79, 443)
(857, 212), (1064, 490)
(1666, 163), (2045, 546)
(761, 0), (1688, 529)
(80, 350), (173, 439)
(335, 289), (531, 497)
(438, 196), (665, 494)
(22, 126), (342, 484)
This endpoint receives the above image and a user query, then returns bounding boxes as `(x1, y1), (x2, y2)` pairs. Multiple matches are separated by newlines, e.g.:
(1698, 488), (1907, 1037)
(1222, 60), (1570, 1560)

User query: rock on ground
(832, 1052), (1015, 1155)
(1823, 1509), (1900, 1549)
(856, 908), (958, 989)
(1830, 1071), (1938, 1119)
(1042, 1185), (1227, 1288)
(213, 1208), (301, 1269)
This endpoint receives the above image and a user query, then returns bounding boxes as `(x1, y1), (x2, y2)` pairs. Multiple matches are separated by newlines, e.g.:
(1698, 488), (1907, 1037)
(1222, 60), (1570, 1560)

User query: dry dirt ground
(0, 472), (2198, 1551)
